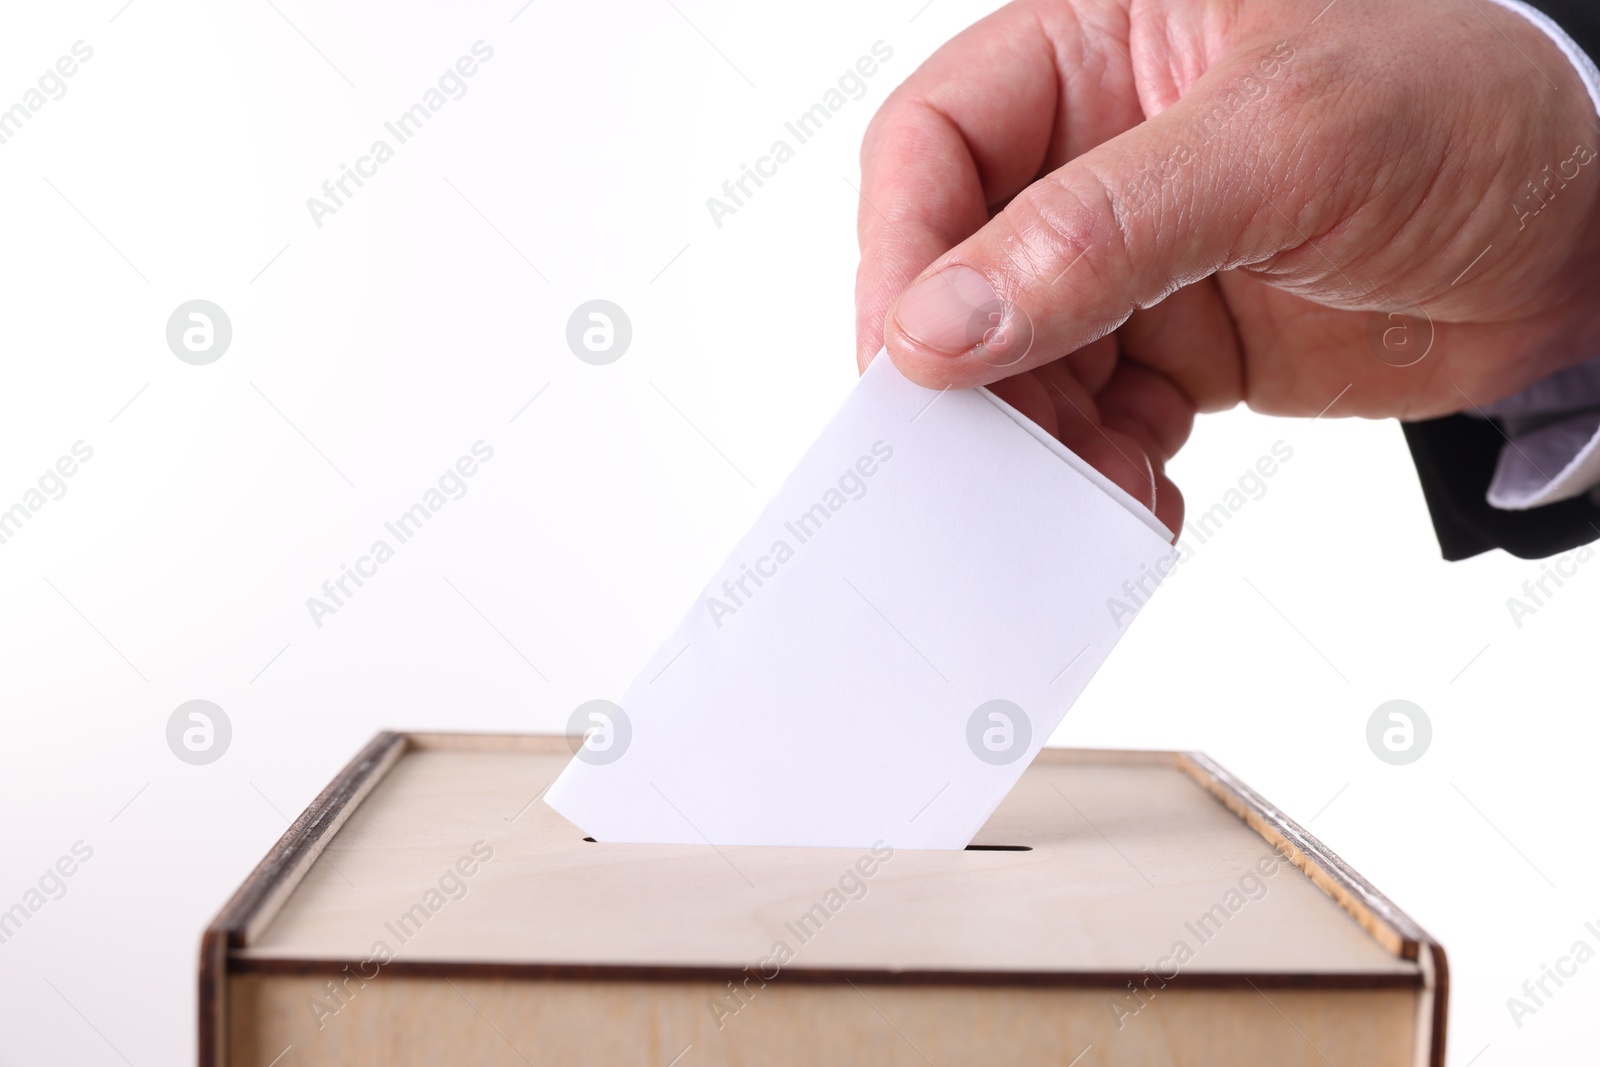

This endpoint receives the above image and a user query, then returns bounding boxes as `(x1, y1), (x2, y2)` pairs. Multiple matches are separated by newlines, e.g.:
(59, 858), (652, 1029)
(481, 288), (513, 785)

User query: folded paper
(545, 352), (1176, 849)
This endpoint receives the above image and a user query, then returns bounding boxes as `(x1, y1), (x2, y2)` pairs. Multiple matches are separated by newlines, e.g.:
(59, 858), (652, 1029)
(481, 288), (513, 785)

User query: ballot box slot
(579, 835), (1032, 851)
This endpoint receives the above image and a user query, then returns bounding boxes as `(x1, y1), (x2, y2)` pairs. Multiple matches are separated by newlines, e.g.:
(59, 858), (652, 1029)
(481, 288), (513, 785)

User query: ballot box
(201, 733), (1446, 1066)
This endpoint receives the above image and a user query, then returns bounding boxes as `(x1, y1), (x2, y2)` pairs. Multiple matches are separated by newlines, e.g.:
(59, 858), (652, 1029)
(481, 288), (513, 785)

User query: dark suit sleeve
(1403, 0), (1600, 561)
(1524, 0), (1600, 67)
(1403, 416), (1600, 561)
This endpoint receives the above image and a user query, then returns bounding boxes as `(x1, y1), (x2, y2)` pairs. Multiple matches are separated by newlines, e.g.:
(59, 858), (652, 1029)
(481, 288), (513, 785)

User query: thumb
(883, 40), (1309, 388)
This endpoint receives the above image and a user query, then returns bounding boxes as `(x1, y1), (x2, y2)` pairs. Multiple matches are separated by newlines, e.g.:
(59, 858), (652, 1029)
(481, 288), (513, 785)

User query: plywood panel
(229, 972), (1418, 1067)
(240, 744), (1414, 977)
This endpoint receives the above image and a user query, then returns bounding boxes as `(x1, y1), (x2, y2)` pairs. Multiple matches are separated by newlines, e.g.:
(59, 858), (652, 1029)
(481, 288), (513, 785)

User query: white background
(0, 1), (1594, 1064)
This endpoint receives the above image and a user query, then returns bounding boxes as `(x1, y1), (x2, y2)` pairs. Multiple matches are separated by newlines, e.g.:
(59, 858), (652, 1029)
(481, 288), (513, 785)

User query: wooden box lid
(201, 732), (1446, 1065)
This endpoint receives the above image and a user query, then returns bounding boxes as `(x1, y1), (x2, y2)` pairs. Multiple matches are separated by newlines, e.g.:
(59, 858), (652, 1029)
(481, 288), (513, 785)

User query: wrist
(1486, 0), (1600, 347)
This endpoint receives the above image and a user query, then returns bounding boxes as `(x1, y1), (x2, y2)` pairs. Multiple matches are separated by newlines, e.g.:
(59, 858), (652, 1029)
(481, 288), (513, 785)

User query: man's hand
(856, 0), (1600, 533)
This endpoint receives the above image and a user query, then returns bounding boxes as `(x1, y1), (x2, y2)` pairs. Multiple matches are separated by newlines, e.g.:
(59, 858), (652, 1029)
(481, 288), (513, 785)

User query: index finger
(854, 1), (1143, 371)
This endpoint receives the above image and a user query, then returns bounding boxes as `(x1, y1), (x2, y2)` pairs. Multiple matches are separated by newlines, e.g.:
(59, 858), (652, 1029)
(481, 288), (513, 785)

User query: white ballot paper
(545, 352), (1176, 849)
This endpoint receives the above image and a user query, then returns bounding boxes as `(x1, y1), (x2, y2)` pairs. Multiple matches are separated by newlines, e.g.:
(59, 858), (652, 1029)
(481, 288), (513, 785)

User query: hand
(855, 0), (1600, 534)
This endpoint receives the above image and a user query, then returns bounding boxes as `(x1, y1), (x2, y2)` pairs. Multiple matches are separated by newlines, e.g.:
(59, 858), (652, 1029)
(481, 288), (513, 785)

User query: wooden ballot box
(201, 733), (1447, 1066)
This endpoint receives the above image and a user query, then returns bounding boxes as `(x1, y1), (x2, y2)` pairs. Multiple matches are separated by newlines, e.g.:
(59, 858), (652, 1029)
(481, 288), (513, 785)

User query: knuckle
(1005, 170), (1135, 306)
